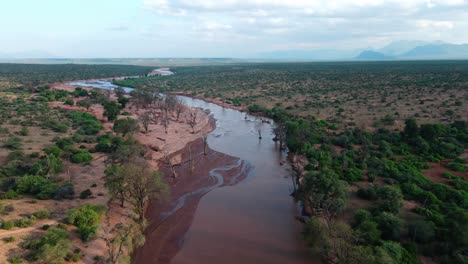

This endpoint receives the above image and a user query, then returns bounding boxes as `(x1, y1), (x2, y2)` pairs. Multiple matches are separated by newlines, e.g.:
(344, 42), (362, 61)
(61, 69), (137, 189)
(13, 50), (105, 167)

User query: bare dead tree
(255, 122), (263, 139)
(174, 98), (186, 121)
(162, 145), (178, 178)
(188, 111), (198, 134)
(188, 143), (195, 173)
(161, 114), (170, 134)
(202, 133), (209, 156)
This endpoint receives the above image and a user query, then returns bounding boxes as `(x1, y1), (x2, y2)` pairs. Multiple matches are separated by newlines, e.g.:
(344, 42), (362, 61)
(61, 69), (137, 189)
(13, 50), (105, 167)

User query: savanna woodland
(0, 61), (466, 264)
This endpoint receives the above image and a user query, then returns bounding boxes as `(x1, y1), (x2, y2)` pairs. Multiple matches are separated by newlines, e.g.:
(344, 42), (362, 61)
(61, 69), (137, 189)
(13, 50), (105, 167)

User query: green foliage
(33, 209), (51, 220)
(376, 212), (403, 241)
(64, 98), (74, 106)
(69, 111), (103, 135)
(408, 220), (436, 243)
(103, 101), (121, 121)
(447, 162), (467, 172)
(79, 189), (92, 199)
(70, 150), (93, 164)
(113, 117), (140, 137)
(15, 175), (57, 200)
(67, 204), (105, 242)
(3, 136), (22, 149)
(22, 227), (72, 264)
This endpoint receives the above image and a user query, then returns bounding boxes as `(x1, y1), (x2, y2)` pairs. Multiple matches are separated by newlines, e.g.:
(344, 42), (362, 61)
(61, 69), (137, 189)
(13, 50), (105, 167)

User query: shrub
(70, 150), (93, 164)
(18, 127), (29, 136)
(408, 220), (436, 243)
(64, 98), (74, 106)
(53, 183), (75, 200)
(15, 175), (58, 200)
(33, 210), (51, 220)
(22, 227), (72, 264)
(67, 204), (105, 242)
(79, 189), (92, 199)
(4, 136), (22, 149)
(376, 212), (402, 241)
(2, 220), (14, 230)
(3, 236), (15, 243)
(14, 216), (36, 228)
(447, 162), (467, 172)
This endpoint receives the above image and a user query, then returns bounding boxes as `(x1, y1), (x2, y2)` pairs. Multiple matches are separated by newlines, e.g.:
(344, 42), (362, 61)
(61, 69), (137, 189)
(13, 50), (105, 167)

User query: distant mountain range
(257, 40), (468, 61)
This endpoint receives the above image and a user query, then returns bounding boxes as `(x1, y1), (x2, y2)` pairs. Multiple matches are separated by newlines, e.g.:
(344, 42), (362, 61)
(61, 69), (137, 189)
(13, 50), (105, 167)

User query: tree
(121, 160), (168, 222)
(403, 118), (418, 139)
(77, 99), (92, 111)
(188, 111), (198, 133)
(408, 220), (436, 243)
(273, 122), (287, 150)
(113, 117), (140, 137)
(105, 165), (126, 207)
(376, 185), (403, 214)
(102, 222), (145, 264)
(376, 212), (402, 241)
(139, 111), (152, 133)
(103, 101), (121, 121)
(114, 87), (125, 98)
(302, 168), (348, 225)
(174, 98), (185, 120)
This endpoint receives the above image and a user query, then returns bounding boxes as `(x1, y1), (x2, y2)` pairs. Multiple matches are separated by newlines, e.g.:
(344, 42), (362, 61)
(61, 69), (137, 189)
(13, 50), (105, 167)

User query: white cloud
(417, 19), (454, 29)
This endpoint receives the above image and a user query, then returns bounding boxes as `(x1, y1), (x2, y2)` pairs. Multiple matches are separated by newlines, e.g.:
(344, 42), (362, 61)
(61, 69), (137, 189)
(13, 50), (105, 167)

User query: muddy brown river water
(67, 78), (318, 264)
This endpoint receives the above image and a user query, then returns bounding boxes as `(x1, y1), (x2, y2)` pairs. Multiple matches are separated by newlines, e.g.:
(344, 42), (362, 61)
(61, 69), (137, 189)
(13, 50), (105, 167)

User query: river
(66, 77), (316, 264)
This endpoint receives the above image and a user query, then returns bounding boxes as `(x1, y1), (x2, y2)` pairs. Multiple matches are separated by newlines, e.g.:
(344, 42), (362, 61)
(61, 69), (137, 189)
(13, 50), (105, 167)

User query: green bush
(64, 98), (74, 106)
(79, 189), (92, 199)
(3, 136), (22, 149)
(3, 236), (15, 243)
(33, 210), (51, 220)
(376, 212), (402, 241)
(15, 175), (58, 200)
(447, 162), (467, 172)
(1, 220), (14, 230)
(67, 204), (105, 242)
(22, 227), (72, 264)
(14, 216), (36, 228)
(70, 150), (93, 164)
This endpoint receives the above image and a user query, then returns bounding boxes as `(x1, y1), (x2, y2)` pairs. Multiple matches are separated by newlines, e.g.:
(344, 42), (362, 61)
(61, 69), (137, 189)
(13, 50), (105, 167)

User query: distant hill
(401, 43), (468, 59)
(355, 50), (392, 60)
(256, 49), (360, 61)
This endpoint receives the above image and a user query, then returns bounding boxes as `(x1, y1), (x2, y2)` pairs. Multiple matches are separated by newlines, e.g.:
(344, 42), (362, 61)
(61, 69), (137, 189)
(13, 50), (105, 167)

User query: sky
(1, 0), (468, 58)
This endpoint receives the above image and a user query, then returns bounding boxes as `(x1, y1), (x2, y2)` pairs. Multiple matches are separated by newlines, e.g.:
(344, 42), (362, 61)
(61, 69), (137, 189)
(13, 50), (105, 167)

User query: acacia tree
(77, 99), (92, 111)
(103, 101), (121, 121)
(302, 168), (348, 226)
(113, 117), (140, 137)
(105, 165), (126, 207)
(121, 160), (168, 222)
(139, 111), (152, 133)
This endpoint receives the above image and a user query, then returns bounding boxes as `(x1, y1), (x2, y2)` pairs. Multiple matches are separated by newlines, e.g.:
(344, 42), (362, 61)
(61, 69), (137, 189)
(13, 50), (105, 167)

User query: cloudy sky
(1, 0), (467, 57)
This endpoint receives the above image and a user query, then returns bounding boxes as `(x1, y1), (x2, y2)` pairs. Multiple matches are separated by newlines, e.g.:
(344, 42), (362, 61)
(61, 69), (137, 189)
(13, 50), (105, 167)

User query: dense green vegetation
(287, 114), (467, 263)
(0, 63), (153, 87)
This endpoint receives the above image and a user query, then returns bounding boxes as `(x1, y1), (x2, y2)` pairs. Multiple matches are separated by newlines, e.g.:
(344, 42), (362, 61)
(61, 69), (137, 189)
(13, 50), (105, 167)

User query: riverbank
(46, 82), (216, 263)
